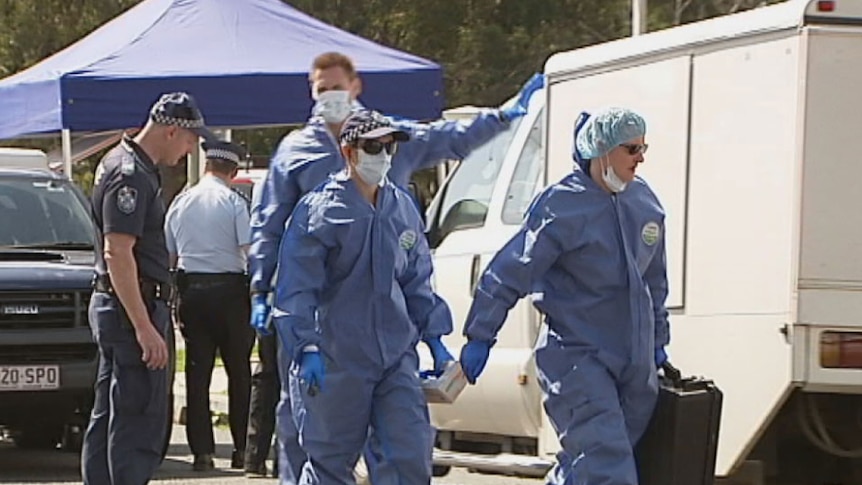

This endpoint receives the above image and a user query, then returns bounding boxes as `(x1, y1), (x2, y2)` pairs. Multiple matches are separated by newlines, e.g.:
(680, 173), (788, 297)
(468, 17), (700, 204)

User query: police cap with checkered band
(202, 140), (246, 165)
(339, 109), (410, 145)
(149, 92), (215, 141)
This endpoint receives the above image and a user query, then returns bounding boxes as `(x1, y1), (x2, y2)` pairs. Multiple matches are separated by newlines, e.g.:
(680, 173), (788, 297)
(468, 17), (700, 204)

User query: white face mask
(355, 150), (392, 186)
(313, 90), (351, 124)
(601, 156), (628, 193)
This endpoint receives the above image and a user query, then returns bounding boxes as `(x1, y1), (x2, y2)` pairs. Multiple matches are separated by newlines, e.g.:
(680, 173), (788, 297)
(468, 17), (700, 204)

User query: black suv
(0, 167), (175, 456)
(0, 167), (98, 450)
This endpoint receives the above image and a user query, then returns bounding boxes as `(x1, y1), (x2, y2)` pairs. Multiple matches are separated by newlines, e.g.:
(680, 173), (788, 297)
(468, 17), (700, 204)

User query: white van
(424, 1), (862, 483)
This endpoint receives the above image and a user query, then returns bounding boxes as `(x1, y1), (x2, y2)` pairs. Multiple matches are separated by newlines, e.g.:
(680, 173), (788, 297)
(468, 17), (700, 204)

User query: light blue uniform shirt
(165, 174), (251, 273)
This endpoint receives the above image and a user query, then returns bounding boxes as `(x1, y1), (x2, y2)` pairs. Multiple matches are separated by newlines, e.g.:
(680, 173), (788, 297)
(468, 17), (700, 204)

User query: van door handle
(469, 254), (481, 296)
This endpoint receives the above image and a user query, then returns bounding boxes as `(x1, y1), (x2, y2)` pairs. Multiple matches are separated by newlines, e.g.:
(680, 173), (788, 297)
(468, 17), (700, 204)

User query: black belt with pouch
(175, 270), (249, 293)
(93, 274), (171, 302)
(94, 274), (172, 329)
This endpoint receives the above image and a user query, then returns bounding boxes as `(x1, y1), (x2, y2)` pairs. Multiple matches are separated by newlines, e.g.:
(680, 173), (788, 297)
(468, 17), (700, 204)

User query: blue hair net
(574, 107), (646, 160)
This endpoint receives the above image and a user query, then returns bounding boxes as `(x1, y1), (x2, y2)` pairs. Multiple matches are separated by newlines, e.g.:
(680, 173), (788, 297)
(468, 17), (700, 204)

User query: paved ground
(0, 424), (540, 485)
(0, 332), (539, 484)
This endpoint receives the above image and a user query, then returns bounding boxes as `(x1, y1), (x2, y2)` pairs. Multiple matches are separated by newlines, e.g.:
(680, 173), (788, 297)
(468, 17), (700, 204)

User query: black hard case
(635, 363), (724, 485)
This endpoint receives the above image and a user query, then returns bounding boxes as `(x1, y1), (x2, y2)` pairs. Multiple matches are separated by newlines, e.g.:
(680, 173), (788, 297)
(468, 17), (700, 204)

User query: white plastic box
(421, 361), (468, 404)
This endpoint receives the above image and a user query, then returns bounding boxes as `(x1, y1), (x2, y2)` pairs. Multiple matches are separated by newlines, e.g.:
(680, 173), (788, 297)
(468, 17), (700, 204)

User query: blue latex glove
(655, 346), (668, 367)
(250, 292), (272, 335)
(499, 72), (546, 121)
(459, 339), (492, 384)
(423, 337), (455, 378)
(299, 351), (325, 396)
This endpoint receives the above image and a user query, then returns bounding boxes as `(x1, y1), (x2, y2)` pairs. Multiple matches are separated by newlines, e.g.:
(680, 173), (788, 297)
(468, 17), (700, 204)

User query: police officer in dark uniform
(165, 140), (255, 472)
(83, 92), (212, 485)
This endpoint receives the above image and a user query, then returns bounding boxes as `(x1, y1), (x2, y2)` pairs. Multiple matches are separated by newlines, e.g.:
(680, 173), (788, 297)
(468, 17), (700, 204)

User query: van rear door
(795, 24), (862, 390)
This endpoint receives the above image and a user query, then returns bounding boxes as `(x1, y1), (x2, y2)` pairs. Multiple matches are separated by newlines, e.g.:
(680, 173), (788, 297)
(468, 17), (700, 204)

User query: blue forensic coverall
(274, 171), (453, 485)
(464, 169), (670, 485)
(249, 110), (508, 483)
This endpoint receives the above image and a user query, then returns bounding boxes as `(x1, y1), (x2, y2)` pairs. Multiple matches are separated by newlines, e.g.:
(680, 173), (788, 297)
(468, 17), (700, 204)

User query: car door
(426, 99), (548, 439)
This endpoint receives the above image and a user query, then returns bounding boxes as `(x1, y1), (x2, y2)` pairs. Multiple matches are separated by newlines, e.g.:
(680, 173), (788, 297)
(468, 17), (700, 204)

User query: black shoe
(230, 450), (245, 470)
(193, 453), (215, 472)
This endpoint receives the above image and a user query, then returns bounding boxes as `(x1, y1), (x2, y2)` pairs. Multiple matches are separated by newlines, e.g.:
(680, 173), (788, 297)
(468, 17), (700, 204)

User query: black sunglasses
(620, 143), (648, 155)
(358, 139), (397, 156)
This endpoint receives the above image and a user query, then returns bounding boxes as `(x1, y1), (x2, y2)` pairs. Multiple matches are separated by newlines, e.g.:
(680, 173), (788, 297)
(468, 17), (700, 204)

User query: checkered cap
(202, 140), (246, 165)
(339, 109), (410, 145)
(149, 92), (214, 140)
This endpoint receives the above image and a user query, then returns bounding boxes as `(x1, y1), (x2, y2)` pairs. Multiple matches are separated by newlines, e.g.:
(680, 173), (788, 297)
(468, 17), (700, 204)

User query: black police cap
(201, 140), (246, 165)
(149, 92), (214, 141)
(339, 109), (410, 145)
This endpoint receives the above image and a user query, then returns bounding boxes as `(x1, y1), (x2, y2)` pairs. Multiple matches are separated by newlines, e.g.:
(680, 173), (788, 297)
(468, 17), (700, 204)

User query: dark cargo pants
(244, 332), (279, 472)
(81, 292), (169, 485)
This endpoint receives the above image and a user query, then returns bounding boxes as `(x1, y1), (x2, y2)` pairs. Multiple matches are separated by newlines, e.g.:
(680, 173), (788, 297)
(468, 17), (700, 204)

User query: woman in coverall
(458, 107), (670, 485)
(273, 109), (454, 485)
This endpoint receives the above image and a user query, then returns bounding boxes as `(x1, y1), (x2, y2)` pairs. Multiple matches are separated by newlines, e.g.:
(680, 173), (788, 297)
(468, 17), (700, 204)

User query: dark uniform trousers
(177, 273), (254, 457)
(244, 332), (280, 471)
(82, 292), (169, 485)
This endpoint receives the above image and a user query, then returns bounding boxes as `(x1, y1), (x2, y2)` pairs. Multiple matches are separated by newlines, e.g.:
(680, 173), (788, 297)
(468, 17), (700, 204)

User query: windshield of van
(0, 176), (94, 249)
(432, 116), (523, 243)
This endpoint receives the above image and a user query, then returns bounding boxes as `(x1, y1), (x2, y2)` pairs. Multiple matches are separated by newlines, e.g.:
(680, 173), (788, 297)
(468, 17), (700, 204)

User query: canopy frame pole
(62, 129), (73, 180)
(633, 0), (647, 36)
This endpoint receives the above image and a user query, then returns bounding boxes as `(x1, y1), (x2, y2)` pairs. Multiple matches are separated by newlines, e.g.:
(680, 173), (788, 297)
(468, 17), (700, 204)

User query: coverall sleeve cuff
(420, 334), (447, 345)
(464, 324), (498, 346)
(465, 332), (497, 347)
(290, 338), (320, 363)
(494, 109), (510, 124)
(655, 330), (670, 348)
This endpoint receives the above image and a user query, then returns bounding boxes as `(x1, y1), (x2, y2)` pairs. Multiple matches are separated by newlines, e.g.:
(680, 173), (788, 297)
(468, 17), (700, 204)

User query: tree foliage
(0, 0), (784, 194)
(0, 0), (141, 78)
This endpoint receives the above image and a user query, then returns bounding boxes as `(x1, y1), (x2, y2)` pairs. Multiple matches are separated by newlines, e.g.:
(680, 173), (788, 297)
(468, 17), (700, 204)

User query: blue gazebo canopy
(0, 0), (444, 139)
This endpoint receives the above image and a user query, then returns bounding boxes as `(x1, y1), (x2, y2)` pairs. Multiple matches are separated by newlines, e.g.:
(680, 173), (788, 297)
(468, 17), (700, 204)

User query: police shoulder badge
(119, 154), (136, 176)
(117, 186), (137, 214)
(399, 229), (417, 250)
(641, 221), (661, 246)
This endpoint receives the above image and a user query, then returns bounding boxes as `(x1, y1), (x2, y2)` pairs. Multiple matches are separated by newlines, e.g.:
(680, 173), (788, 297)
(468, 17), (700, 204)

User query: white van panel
(546, 56), (691, 309)
(798, 27), (862, 326)
(684, 36), (800, 317)
(679, 35), (800, 474)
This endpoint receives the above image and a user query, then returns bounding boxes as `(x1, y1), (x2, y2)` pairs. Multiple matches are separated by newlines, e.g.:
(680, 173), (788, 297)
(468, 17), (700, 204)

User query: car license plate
(0, 365), (60, 391)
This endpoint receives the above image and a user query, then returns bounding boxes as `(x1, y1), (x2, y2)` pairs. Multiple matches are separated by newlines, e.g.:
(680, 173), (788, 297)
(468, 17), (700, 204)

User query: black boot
(231, 450), (245, 470)
(193, 453), (215, 472)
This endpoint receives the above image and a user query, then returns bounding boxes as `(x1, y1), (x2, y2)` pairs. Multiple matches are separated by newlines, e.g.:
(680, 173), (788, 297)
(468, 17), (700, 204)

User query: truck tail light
(820, 331), (862, 368)
(817, 0), (836, 12)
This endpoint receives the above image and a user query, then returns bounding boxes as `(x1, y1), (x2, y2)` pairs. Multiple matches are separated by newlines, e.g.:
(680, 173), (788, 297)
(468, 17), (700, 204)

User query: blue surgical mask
(355, 150), (392, 186)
